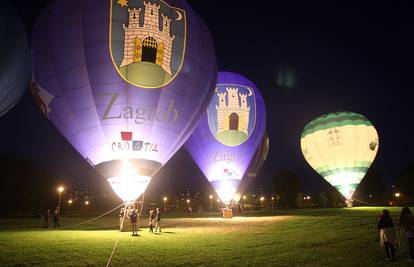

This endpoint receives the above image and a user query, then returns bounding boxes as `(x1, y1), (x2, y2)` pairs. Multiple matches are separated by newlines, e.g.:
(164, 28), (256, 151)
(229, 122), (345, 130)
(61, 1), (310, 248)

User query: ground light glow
(107, 159), (151, 202)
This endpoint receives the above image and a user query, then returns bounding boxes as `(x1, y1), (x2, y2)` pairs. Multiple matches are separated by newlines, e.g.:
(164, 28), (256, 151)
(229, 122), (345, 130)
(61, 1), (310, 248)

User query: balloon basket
(345, 199), (353, 208)
(221, 208), (233, 219)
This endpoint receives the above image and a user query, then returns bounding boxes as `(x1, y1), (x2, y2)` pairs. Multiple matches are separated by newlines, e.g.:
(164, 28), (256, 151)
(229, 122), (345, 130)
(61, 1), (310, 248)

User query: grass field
(0, 207), (412, 266)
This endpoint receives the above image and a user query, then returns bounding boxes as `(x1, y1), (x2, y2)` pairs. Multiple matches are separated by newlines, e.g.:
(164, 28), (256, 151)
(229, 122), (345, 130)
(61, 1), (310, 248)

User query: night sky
(1, 1), (413, 197)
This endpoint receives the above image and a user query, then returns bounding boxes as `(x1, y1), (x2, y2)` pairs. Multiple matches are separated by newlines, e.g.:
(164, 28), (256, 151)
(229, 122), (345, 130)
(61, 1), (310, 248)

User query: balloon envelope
(246, 131), (270, 178)
(0, 4), (31, 117)
(300, 111), (379, 199)
(186, 72), (266, 204)
(31, 0), (217, 202)
(234, 131), (269, 202)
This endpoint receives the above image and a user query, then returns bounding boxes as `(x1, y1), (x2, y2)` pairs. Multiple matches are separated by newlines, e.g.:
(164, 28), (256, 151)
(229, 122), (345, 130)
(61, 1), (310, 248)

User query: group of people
(119, 206), (139, 235)
(148, 208), (161, 233)
(377, 207), (414, 262)
(43, 207), (60, 228)
(120, 206), (162, 236)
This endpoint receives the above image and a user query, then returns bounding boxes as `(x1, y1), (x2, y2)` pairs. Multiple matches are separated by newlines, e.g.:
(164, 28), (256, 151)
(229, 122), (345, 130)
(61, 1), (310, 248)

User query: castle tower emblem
(110, 0), (186, 88)
(208, 85), (256, 146)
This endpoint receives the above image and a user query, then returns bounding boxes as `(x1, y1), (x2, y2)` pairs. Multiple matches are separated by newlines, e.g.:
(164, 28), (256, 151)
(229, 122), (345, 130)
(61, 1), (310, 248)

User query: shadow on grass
(151, 231), (176, 235)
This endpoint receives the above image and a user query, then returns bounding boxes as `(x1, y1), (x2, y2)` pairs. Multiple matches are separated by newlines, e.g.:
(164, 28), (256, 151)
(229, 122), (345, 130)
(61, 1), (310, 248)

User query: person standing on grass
(378, 209), (397, 261)
(43, 209), (50, 228)
(398, 207), (414, 260)
(53, 207), (60, 228)
(154, 208), (161, 232)
(149, 209), (155, 233)
(130, 209), (138, 236)
(119, 207), (125, 230)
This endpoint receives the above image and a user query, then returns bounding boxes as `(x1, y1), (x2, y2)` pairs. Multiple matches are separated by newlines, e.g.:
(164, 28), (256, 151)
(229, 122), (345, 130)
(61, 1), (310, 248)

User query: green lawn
(0, 207), (412, 266)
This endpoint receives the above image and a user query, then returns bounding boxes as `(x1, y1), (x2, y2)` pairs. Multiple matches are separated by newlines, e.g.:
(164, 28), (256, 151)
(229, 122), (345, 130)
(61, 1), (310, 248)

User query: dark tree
(296, 193), (304, 208)
(327, 188), (343, 208)
(396, 162), (414, 201)
(0, 155), (56, 217)
(272, 170), (301, 208)
(315, 177), (344, 208)
(353, 168), (388, 204)
(319, 192), (328, 208)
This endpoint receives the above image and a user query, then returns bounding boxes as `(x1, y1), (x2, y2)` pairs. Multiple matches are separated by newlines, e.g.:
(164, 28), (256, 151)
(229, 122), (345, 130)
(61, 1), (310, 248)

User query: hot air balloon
(31, 0), (217, 203)
(300, 111), (379, 206)
(233, 132), (269, 203)
(186, 72), (266, 205)
(0, 3), (31, 117)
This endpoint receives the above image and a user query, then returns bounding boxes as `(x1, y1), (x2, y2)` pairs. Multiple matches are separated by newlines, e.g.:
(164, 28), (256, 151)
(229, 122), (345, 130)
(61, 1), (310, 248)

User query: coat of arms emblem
(207, 84), (257, 147)
(110, 0), (186, 88)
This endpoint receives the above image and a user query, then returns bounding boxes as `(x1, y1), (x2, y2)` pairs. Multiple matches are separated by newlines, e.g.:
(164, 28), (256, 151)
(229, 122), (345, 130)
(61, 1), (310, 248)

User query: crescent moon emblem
(246, 87), (253, 96)
(175, 10), (183, 21)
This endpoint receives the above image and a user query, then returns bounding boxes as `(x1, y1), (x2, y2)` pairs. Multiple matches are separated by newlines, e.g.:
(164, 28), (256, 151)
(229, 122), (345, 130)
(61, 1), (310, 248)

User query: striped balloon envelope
(300, 111), (379, 202)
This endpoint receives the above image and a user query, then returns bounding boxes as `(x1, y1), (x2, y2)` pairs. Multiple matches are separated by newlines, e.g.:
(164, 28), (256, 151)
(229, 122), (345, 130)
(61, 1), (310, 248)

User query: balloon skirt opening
(108, 175), (151, 202)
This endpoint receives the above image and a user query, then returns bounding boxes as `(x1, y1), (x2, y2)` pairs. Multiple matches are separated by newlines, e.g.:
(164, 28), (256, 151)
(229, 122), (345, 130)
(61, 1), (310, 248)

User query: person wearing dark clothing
(377, 209), (396, 261)
(130, 209), (138, 236)
(43, 210), (50, 228)
(398, 207), (414, 260)
(149, 210), (155, 233)
(53, 207), (60, 228)
(155, 208), (161, 232)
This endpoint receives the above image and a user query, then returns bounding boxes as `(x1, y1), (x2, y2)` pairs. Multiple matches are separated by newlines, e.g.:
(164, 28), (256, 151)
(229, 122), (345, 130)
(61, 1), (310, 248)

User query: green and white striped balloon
(300, 112), (379, 199)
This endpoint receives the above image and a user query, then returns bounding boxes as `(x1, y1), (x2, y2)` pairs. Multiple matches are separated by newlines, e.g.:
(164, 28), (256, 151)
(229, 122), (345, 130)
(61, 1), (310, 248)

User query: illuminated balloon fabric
(234, 132), (269, 202)
(300, 112), (379, 199)
(31, 0), (217, 202)
(0, 4), (31, 117)
(185, 72), (266, 204)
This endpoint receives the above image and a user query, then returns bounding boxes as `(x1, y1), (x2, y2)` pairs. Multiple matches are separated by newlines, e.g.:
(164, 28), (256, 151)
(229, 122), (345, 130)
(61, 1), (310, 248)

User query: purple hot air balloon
(31, 0), (217, 202)
(0, 3), (31, 117)
(185, 72), (266, 204)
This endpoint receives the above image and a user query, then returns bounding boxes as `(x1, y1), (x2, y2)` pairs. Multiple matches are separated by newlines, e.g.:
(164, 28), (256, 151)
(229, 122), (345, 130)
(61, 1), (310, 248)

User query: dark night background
(1, 1), (413, 214)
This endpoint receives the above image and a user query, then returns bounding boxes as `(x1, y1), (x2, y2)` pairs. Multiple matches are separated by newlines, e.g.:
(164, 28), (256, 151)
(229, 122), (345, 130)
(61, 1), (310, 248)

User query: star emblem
(117, 0), (128, 8)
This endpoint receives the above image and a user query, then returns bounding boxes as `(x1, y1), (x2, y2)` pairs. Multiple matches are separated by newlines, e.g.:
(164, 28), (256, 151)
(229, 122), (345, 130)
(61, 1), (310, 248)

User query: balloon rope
(62, 202), (124, 229)
(120, 202), (127, 231)
(351, 198), (377, 206)
(138, 192), (145, 230)
(105, 239), (120, 267)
